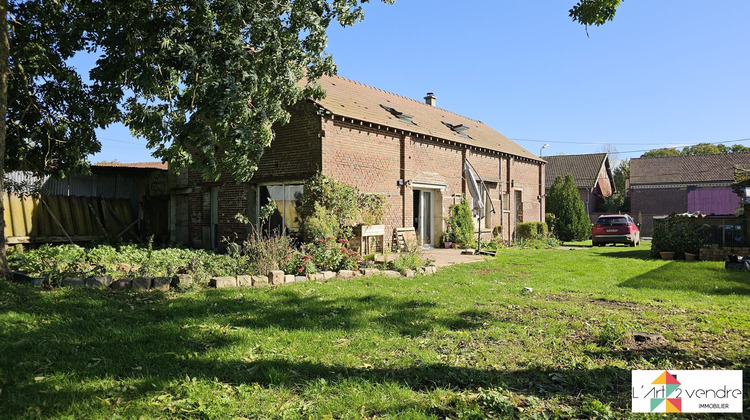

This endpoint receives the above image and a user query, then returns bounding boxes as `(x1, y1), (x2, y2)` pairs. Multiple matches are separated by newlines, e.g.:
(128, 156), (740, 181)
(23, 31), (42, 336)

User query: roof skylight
(380, 104), (416, 125)
(442, 121), (472, 139)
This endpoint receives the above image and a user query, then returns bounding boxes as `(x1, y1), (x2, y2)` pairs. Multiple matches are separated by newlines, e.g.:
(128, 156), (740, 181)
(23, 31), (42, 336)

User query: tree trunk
(0, 0), (10, 280)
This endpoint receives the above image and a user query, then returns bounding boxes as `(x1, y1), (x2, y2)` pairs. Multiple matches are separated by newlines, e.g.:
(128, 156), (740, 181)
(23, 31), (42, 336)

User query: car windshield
(598, 217), (628, 226)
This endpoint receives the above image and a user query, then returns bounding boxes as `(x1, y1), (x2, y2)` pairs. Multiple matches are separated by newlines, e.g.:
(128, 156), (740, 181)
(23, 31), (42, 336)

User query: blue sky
(91, 0), (750, 164)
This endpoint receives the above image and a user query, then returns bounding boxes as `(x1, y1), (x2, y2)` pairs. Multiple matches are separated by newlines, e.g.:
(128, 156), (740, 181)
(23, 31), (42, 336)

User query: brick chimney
(424, 92), (436, 107)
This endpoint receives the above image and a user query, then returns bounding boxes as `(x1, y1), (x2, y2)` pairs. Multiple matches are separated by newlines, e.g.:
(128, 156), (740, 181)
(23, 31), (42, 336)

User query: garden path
(421, 248), (486, 267)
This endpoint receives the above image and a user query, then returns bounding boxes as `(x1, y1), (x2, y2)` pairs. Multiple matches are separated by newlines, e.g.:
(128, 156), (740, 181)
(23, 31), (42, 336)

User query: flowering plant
(307, 237), (360, 271)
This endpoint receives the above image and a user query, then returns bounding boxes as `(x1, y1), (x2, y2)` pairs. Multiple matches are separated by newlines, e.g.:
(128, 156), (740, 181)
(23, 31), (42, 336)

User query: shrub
(298, 173), (387, 242)
(650, 215), (711, 258)
(308, 237), (360, 271)
(301, 203), (339, 242)
(517, 222), (548, 240)
(282, 246), (317, 276)
(242, 232), (294, 275)
(359, 193), (386, 225)
(447, 199), (475, 248)
(545, 213), (557, 236)
(388, 242), (426, 274)
(546, 174), (591, 242)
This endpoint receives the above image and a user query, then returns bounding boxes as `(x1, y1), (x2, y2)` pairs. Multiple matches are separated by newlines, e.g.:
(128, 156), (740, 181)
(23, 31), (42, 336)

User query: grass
(0, 242), (748, 418)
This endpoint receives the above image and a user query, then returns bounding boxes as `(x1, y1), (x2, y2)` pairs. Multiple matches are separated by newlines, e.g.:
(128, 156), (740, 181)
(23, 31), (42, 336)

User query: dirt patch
(591, 298), (642, 311)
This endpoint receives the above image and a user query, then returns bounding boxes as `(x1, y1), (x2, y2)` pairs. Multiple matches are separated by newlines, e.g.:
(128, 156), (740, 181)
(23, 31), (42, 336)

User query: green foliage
(517, 222), (548, 240)
(612, 159), (629, 194)
(5, 0), (395, 181)
(447, 199), (476, 248)
(581, 397), (615, 419)
(6, 243), (236, 284)
(477, 387), (515, 417)
(513, 237), (561, 249)
(307, 237), (359, 272)
(299, 173), (386, 241)
(545, 213), (557, 236)
(359, 193), (387, 226)
(3, 243), (750, 417)
(732, 165), (750, 195)
(650, 215), (711, 258)
(282, 246), (317, 276)
(640, 148), (681, 158)
(300, 203), (339, 242)
(241, 232), (294, 276)
(597, 320), (629, 348)
(569, 0), (623, 27)
(546, 174), (591, 242)
(601, 191), (629, 213)
(642, 143), (750, 158)
(388, 243), (426, 274)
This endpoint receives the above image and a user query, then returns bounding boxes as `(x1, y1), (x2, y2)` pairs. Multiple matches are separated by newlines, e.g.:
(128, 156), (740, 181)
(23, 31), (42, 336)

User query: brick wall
(175, 104), (545, 248)
(631, 187), (687, 235)
(178, 101), (322, 248)
(253, 101), (323, 184)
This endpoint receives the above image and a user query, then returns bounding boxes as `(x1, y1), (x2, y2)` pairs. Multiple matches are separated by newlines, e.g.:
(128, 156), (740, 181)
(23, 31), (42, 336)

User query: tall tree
(640, 148), (681, 158)
(681, 142), (722, 155)
(612, 158), (629, 194)
(0, 0), (393, 278)
(0, 0), (623, 278)
(546, 174), (591, 242)
(642, 143), (750, 158)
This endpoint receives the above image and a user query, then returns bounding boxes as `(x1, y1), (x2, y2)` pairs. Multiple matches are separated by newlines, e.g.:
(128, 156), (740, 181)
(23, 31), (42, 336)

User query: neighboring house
(544, 153), (614, 221)
(631, 153), (750, 234)
(170, 75), (546, 248)
(3, 162), (169, 244)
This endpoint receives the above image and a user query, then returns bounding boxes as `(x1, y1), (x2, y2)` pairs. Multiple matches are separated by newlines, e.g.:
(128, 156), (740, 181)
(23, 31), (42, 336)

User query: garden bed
(7, 243), (437, 291)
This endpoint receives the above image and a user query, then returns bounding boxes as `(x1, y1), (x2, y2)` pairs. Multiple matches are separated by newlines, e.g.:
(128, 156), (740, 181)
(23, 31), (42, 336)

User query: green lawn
(1, 243), (748, 418)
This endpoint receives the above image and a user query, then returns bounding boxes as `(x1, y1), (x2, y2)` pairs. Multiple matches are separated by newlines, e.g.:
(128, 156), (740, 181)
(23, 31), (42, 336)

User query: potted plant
(659, 251), (675, 260)
(442, 225), (454, 249)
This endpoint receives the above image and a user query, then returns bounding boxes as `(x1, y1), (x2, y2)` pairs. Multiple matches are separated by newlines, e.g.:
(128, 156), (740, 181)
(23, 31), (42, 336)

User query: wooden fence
(3, 192), (139, 245)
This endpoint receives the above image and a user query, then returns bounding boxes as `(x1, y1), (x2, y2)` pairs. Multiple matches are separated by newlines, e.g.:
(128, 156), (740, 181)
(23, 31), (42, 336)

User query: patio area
(421, 248), (488, 268)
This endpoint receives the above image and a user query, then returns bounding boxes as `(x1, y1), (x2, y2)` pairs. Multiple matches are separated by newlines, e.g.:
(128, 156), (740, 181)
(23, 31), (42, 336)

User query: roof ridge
(634, 152), (750, 161)
(328, 74), (484, 125)
(544, 152), (607, 158)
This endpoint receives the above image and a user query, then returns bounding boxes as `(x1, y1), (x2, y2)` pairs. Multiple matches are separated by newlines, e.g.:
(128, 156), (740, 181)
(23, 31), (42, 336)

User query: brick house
(170, 75), (546, 248)
(631, 153), (750, 235)
(544, 153), (614, 221)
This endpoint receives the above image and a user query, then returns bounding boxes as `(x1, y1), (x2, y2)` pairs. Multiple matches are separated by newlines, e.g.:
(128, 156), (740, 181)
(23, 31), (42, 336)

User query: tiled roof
(92, 161), (168, 170)
(630, 153), (750, 185)
(543, 153), (608, 189)
(309, 75), (541, 162)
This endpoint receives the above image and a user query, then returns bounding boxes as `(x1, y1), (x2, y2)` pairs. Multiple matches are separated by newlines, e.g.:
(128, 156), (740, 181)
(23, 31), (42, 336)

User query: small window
(380, 104), (416, 125)
(258, 183), (304, 234)
(441, 121), (472, 139)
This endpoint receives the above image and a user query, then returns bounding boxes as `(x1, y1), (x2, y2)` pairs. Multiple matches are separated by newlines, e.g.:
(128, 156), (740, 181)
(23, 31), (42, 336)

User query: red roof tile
(544, 153), (609, 189)
(309, 75), (541, 162)
(631, 153), (750, 185)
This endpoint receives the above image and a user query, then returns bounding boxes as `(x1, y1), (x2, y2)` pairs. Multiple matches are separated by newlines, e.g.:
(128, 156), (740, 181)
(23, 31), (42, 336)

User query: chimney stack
(424, 92), (437, 107)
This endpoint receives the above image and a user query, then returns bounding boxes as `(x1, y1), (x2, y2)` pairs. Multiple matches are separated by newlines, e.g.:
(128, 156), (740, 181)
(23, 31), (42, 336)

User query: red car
(592, 214), (641, 247)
